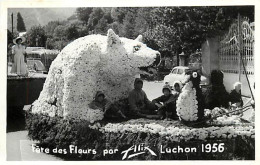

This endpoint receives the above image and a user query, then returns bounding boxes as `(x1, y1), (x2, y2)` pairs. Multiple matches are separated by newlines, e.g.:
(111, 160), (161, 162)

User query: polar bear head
(32, 29), (160, 121)
(104, 29), (161, 78)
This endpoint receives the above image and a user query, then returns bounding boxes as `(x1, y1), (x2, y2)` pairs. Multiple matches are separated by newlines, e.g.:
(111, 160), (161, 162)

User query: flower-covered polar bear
(176, 71), (204, 122)
(31, 29), (160, 122)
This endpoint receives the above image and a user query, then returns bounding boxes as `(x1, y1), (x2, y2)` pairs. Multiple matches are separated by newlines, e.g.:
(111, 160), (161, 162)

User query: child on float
(89, 91), (126, 118)
(152, 81), (182, 120)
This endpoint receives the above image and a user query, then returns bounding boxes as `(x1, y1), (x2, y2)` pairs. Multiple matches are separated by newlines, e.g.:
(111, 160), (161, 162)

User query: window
(177, 69), (184, 74)
(171, 68), (177, 74)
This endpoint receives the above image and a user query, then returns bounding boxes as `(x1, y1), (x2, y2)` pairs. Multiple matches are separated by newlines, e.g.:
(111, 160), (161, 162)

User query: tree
(121, 11), (137, 39)
(111, 7), (129, 24)
(76, 7), (93, 25)
(145, 6), (254, 58)
(95, 17), (109, 35)
(26, 25), (47, 47)
(7, 29), (14, 45)
(108, 22), (121, 35)
(16, 12), (26, 32)
(44, 21), (61, 37)
(66, 24), (79, 40)
(7, 30), (15, 61)
(134, 8), (153, 37)
(87, 8), (104, 31)
(53, 25), (67, 40)
(45, 37), (55, 49)
(102, 8), (113, 24)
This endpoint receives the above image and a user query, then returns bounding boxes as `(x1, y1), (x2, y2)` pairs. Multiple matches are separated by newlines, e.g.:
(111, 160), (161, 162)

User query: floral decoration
(31, 29), (160, 122)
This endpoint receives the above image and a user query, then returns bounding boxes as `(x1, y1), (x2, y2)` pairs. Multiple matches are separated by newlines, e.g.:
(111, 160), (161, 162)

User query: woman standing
(10, 36), (28, 76)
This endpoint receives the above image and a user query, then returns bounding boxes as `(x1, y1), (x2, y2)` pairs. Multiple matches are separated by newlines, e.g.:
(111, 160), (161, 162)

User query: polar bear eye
(133, 45), (141, 52)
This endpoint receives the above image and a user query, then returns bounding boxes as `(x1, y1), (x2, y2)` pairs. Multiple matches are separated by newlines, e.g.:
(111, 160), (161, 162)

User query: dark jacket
(128, 89), (151, 112)
(229, 89), (243, 107)
(152, 93), (178, 107)
(152, 84), (178, 107)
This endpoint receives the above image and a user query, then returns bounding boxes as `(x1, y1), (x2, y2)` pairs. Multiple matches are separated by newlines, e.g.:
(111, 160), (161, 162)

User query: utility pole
(11, 13), (13, 35)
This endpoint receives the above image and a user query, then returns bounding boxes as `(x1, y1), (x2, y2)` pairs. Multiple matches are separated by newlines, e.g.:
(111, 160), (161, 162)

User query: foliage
(144, 6), (254, 56)
(46, 38), (70, 50)
(66, 24), (80, 40)
(23, 6), (254, 58)
(134, 8), (153, 37)
(88, 8), (105, 31)
(75, 7), (93, 25)
(44, 21), (62, 37)
(7, 29), (14, 45)
(25, 25), (47, 47)
(16, 12), (26, 32)
(7, 30), (14, 58)
(53, 25), (67, 40)
(121, 11), (136, 39)
(94, 17), (109, 35)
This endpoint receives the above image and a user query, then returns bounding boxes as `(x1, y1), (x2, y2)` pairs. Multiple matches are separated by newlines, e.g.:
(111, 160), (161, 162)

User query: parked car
(27, 58), (47, 74)
(163, 66), (208, 87)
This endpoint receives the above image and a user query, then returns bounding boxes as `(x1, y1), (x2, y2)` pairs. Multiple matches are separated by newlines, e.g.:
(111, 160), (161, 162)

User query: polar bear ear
(107, 29), (121, 47)
(135, 35), (143, 42)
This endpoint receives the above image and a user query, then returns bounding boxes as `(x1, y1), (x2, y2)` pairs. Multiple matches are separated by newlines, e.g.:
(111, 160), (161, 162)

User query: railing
(219, 15), (254, 78)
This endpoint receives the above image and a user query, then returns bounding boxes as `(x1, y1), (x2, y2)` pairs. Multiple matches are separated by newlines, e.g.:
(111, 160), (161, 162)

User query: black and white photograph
(0, 0), (258, 162)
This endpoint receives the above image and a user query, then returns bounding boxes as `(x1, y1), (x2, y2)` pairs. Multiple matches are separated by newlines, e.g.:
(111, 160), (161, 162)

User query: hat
(233, 82), (242, 90)
(13, 36), (26, 44)
(94, 91), (105, 100)
(134, 78), (143, 84)
(162, 84), (172, 93)
(173, 81), (183, 89)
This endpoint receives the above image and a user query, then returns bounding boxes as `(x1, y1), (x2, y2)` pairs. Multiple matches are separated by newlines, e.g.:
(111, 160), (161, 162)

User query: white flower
(176, 81), (198, 121)
(100, 122), (254, 142)
(31, 29), (159, 122)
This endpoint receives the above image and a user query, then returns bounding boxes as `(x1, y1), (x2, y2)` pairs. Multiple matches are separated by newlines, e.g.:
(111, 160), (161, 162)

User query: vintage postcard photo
(0, 0), (258, 162)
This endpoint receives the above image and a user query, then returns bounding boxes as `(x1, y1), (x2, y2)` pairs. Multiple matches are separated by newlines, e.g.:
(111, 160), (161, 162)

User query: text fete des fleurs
(32, 144), (119, 156)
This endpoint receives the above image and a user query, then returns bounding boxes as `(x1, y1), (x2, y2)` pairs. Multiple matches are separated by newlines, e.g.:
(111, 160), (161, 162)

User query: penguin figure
(176, 70), (204, 122)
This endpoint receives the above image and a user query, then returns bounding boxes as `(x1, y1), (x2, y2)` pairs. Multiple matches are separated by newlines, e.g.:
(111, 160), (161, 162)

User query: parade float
(26, 29), (255, 160)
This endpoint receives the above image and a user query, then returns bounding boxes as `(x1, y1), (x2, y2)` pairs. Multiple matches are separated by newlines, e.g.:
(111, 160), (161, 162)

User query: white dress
(10, 44), (28, 76)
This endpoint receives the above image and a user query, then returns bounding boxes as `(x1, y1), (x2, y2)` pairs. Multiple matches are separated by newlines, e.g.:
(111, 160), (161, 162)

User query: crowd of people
(89, 78), (183, 120)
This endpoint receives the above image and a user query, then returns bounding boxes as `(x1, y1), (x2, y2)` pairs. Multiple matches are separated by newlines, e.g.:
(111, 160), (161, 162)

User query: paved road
(6, 131), (62, 161)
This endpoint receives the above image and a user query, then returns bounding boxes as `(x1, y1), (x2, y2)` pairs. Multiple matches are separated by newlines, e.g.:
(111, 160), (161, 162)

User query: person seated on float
(152, 82), (182, 120)
(172, 80), (182, 95)
(128, 78), (157, 118)
(203, 70), (230, 109)
(89, 91), (126, 118)
(229, 82), (243, 108)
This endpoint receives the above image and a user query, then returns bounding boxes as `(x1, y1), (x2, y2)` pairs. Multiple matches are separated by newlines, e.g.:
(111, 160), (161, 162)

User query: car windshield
(171, 68), (177, 74)
(177, 69), (184, 74)
(27, 60), (45, 71)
